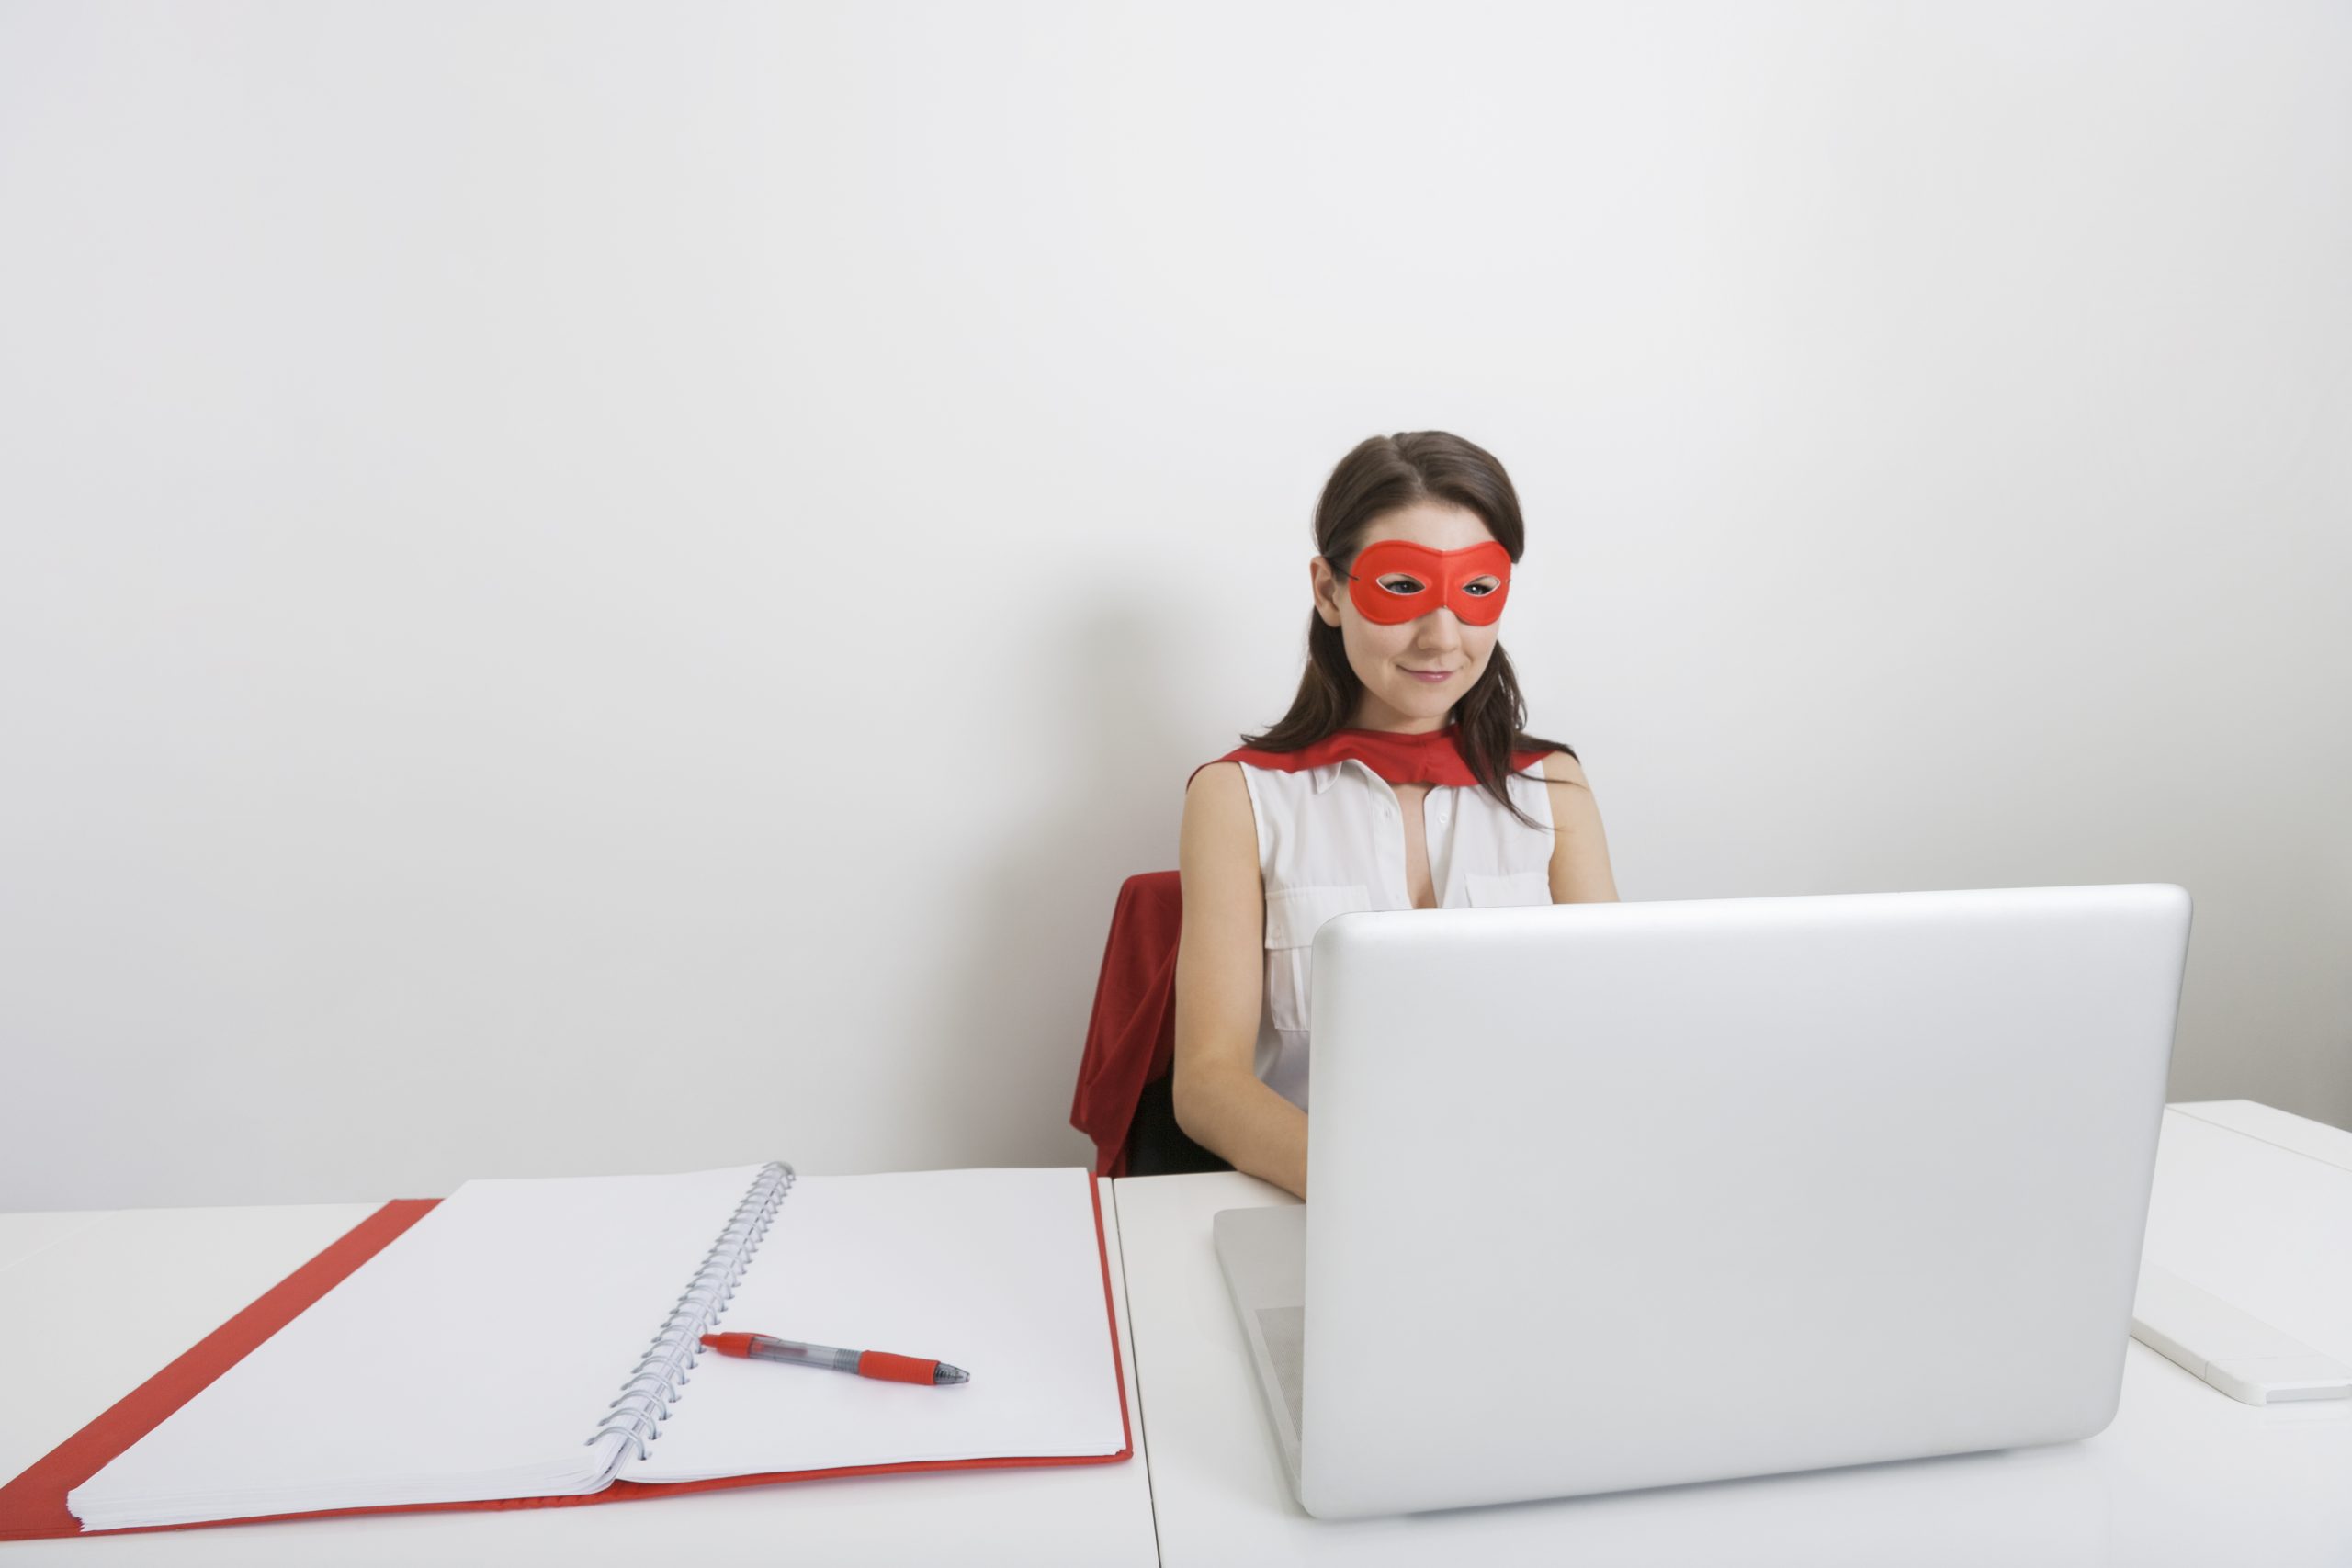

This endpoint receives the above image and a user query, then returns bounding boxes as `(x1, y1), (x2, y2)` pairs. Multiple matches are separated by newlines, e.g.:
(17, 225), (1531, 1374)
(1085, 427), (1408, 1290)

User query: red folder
(0, 1179), (1133, 1542)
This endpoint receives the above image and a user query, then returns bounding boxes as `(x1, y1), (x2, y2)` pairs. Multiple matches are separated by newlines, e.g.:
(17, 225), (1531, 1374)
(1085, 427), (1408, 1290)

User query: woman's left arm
(1542, 750), (1621, 903)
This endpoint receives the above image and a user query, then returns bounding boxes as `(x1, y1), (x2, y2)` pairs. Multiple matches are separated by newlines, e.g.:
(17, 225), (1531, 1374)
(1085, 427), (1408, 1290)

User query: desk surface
(8, 1103), (2347, 1565)
(0, 1192), (1159, 1565)
(1112, 1100), (2352, 1567)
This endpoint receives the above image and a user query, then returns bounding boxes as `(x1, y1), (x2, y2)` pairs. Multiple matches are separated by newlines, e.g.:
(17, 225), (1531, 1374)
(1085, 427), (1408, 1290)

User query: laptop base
(1213, 1204), (1308, 1499)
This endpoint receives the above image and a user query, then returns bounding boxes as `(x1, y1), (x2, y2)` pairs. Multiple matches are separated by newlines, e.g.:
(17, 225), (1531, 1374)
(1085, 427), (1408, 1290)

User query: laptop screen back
(1295, 884), (2191, 1518)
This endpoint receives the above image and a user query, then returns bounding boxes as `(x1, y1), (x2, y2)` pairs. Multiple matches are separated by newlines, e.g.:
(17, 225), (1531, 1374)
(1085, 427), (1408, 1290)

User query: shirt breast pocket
(1465, 868), (1555, 908)
(1262, 882), (1374, 1035)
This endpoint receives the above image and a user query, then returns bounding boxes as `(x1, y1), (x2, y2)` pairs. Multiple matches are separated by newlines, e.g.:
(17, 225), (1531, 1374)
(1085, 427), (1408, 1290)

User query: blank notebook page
(626, 1167), (1125, 1482)
(69, 1165), (763, 1531)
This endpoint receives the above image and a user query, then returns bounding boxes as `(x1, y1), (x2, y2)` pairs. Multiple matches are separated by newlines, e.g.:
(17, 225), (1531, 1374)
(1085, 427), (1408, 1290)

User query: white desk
(0, 1196), (1159, 1565)
(1112, 1100), (2352, 1567)
(10, 1104), (2347, 1564)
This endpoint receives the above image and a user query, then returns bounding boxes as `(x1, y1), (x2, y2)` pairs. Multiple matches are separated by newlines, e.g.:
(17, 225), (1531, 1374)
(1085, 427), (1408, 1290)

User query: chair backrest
(1068, 871), (1182, 1177)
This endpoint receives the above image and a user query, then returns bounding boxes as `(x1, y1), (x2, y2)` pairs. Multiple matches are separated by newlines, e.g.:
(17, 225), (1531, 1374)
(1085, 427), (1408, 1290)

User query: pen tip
(936, 1364), (969, 1384)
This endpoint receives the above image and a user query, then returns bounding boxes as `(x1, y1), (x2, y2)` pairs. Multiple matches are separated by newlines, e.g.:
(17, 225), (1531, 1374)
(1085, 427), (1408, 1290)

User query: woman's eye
(1464, 578), (1498, 596)
(1377, 576), (1427, 594)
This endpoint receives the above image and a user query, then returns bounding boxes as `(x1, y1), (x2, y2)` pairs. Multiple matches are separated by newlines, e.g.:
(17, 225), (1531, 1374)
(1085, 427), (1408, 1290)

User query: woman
(1171, 431), (1621, 1199)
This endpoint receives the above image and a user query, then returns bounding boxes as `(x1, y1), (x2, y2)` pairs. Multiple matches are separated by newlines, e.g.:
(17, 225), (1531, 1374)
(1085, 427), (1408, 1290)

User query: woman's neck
(1342, 705), (1456, 737)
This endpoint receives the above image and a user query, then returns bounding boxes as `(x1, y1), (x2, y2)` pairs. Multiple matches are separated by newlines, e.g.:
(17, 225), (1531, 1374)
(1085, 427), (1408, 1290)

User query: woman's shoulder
(1178, 758), (1261, 886)
(1185, 756), (1248, 797)
(1187, 745), (1318, 795)
(1535, 748), (1589, 789)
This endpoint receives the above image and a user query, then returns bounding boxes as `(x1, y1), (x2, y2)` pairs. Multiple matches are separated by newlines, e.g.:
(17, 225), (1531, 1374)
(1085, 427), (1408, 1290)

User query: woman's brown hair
(1238, 430), (1577, 833)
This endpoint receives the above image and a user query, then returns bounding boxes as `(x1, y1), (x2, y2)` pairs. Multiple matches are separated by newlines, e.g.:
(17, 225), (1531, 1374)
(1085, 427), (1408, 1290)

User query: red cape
(1186, 721), (1556, 791)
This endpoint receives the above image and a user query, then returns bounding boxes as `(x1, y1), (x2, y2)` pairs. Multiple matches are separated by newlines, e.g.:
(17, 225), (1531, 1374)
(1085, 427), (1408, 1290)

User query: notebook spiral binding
(586, 1161), (796, 1465)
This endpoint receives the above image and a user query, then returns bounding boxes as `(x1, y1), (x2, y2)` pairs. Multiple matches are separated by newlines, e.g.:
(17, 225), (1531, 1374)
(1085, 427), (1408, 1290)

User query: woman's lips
(1405, 668), (1454, 682)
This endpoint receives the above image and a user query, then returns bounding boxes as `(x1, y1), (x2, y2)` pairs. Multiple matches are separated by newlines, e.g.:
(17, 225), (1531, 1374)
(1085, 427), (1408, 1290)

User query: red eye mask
(1341, 538), (1512, 626)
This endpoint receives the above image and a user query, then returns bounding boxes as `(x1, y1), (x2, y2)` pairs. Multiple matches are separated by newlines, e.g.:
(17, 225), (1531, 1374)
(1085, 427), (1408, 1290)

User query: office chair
(1070, 870), (1234, 1179)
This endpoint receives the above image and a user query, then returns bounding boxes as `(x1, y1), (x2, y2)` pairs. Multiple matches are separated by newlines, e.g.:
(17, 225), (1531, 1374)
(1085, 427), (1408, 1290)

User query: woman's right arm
(1170, 761), (1309, 1199)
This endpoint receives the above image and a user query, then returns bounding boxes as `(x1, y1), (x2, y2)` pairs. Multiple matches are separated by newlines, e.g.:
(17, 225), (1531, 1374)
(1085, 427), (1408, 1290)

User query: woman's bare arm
(1170, 761), (1309, 1198)
(1543, 750), (1621, 903)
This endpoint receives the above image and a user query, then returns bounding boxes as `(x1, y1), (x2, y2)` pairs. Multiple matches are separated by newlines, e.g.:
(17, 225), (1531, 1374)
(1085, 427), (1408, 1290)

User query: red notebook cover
(0, 1178), (1133, 1542)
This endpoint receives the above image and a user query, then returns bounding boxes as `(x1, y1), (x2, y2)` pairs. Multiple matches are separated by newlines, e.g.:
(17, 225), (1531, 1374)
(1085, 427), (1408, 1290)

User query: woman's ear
(1309, 557), (1342, 626)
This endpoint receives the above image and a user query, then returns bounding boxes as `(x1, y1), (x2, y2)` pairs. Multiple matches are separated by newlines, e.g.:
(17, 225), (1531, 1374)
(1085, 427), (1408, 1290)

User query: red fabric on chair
(1069, 871), (1184, 1178)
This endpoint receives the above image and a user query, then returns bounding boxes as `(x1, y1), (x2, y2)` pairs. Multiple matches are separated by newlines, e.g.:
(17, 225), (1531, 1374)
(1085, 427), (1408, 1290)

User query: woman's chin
(1389, 688), (1454, 718)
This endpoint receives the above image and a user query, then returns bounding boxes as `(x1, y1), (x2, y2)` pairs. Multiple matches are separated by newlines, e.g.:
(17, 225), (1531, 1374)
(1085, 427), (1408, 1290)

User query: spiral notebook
(5, 1163), (1128, 1537)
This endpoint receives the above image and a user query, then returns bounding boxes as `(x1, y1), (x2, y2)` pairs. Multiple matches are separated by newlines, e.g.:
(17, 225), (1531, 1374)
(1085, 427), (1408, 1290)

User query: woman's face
(1310, 501), (1508, 734)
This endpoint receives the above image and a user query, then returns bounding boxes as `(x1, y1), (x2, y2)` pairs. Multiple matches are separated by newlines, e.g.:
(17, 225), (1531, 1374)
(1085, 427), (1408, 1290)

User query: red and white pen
(699, 1332), (970, 1385)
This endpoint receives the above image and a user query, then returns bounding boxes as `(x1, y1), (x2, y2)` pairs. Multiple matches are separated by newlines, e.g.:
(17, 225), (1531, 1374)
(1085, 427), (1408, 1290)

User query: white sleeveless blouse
(1235, 754), (1557, 1111)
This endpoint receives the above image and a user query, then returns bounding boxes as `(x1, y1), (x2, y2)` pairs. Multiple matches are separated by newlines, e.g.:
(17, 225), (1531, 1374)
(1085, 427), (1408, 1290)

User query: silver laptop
(1215, 883), (2192, 1519)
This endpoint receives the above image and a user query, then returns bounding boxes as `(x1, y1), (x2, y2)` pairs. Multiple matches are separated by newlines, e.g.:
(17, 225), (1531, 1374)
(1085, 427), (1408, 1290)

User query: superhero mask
(1339, 538), (1513, 626)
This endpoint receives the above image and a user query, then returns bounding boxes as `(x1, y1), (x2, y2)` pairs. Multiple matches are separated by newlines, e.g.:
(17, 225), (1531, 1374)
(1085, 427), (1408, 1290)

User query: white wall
(3, 0), (2346, 1209)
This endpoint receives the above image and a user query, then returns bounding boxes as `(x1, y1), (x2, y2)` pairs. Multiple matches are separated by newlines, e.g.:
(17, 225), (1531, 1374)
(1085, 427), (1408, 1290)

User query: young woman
(1171, 431), (1621, 1199)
